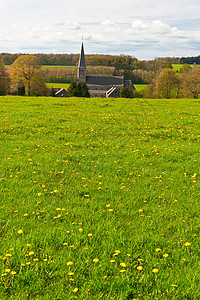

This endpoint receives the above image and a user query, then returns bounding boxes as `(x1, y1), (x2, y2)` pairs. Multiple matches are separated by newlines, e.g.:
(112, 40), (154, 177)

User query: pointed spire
(78, 42), (86, 68)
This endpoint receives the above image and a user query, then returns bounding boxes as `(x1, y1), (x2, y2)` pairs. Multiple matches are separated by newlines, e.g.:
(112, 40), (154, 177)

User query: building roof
(86, 75), (124, 86)
(78, 43), (86, 68)
(55, 88), (68, 97)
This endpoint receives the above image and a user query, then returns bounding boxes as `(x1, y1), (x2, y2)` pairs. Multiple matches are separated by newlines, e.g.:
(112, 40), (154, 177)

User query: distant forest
(1, 53), (200, 68)
(180, 55), (200, 65)
(0, 53), (138, 69)
(1, 52), (199, 68)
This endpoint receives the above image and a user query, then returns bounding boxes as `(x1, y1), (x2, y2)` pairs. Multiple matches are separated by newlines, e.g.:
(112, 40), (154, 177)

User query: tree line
(142, 65), (200, 99)
(180, 55), (200, 65)
(1, 54), (200, 99)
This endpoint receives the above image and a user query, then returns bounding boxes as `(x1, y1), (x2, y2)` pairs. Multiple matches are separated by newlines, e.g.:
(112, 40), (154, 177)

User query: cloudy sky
(0, 0), (199, 60)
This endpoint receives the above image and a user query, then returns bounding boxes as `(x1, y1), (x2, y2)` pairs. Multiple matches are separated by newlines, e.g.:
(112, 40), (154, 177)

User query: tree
(30, 75), (49, 96)
(120, 86), (134, 98)
(10, 55), (42, 96)
(179, 64), (192, 74)
(155, 68), (180, 99)
(68, 81), (90, 97)
(181, 66), (200, 99)
(0, 63), (10, 95)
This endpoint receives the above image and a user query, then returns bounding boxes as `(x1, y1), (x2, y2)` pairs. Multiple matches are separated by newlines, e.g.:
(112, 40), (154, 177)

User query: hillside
(0, 96), (199, 299)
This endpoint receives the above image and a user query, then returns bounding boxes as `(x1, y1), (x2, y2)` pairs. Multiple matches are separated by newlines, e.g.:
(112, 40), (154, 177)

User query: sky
(0, 0), (200, 60)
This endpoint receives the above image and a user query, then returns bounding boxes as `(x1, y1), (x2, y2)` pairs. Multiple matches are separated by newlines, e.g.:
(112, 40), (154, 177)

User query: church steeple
(77, 42), (87, 82)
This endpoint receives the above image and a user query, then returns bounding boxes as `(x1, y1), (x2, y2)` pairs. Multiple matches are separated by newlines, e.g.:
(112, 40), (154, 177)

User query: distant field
(172, 64), (183, 72)
(172, 64), (194, 72)
(134, 84), (147, 91)
(0, 96), (199, 299)
(46, 83), (70, 89)
(42, 65), (76, 68)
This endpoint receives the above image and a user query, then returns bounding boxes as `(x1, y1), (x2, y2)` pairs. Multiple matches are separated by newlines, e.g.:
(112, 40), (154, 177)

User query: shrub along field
(0, 96), (199, 299)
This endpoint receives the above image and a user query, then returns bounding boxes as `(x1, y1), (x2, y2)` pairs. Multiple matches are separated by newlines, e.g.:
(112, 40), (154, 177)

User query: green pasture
(0, 96), (200, 299)
(46, 83), (70, 90)
(172, 64), (194, 72)
(42, 65), (76, 68)
(134, 84), (147, 91)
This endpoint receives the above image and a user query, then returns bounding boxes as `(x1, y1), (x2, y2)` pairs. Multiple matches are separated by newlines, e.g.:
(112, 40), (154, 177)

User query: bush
(68, 81), (90, 97)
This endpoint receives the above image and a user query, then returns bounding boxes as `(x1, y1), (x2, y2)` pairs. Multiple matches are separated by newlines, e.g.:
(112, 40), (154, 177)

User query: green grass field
(172, 64), (194, 72)
(0, 96), (200, 299)
(46, 83), (70, 90)
(42, 65), (76, 68)
(134, 84), (147, 91)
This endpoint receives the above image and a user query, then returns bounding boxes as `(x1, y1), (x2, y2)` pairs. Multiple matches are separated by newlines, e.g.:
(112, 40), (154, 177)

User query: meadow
(0, 96), (200, 299)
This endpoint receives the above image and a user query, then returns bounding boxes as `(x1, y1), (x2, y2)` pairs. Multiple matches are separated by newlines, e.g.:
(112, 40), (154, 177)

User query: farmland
(0, 96), (200, 299)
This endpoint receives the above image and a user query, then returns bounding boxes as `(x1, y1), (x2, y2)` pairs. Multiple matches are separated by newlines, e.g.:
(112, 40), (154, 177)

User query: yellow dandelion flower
(24, 213), (28, 217)
(110, 260), (115, 263)
(137, 266), (143, 271)
(38, 193), (41, 196)
(26, 244), (31, 247)
(163, 253), (169, 258)
(28, 251), (34, 256)
(73, 288), (78, 293)
(115, 250), (121, 253)
(93, 258), (99, 263)
(155, 248), (161, 252)
(79, 228), (83, 232)
(106, 204), (111, 208)
(120, 269), (126, 273)
(67, 261), (73, 266)
(88, 233), (92, 237)
(68, 272), (74, 276)
(138, 209), (143, 213)
(33, 258), (38, 262)
(5, 269), (11, 273)
(6, 254), (12, 257)
(11, 271), (17, 275)
(54, 214), (61, 219)
(171, 284), (178, 287)
(18, 229), (23, 235)
(63, 242), (68, 246)
(152, 268), (159, 273)
(26, 262), (31, 265)
(184, 242), (191, 247)
(43, 259), (47, 262)
(120, 262), (126, 268)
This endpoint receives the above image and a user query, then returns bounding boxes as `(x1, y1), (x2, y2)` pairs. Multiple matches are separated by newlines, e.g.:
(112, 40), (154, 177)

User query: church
(77, 43), (135, 98)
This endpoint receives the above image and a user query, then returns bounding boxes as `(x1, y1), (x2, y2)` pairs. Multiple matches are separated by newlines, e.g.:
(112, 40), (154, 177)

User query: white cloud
(101, 20), (117, 27)
(130, 20), (177, 35)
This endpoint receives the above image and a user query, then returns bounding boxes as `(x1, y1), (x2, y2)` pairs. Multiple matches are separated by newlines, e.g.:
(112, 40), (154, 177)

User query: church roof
(78, 43), (86, 68)
(86, 75), (124, 86)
